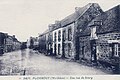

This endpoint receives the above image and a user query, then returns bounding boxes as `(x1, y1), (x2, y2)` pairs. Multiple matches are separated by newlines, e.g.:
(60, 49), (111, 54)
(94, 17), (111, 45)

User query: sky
(0, 0), (120, 42)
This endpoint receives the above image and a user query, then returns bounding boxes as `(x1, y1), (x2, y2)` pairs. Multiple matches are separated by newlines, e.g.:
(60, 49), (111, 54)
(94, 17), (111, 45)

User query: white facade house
(52, 28), (63, 57)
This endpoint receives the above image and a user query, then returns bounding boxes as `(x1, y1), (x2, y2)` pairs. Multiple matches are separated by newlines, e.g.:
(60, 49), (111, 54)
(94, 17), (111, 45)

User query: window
(90, 26), (98, 40)
(79, 29), (82, 32)
(54, 32), (57, 42)
(90, 20), (102, 39)
(68, 28), (72, 41)
(118, 44), (120, 56)
(114, 44), (120, 57)
(58, 44), (61, 55)
(94, 20), (102, 26)
(114, 44), (118, 56)
(68, 43), (72, 56)
(63, 30), (66, 41)
(58, 30), (61, 42)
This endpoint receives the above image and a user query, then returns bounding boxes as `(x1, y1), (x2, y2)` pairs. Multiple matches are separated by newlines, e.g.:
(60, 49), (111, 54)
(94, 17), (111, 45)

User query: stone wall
(79, 36), (91, 61)
(74, 3), (103, 60)
(62, 23), (75, 58)
(79, 33), (120, 62)
(97, 33), (120, 60)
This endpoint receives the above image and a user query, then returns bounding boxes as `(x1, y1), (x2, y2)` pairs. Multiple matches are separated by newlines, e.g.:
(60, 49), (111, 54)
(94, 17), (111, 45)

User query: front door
(58, 44), (60, 55)
(82, 46), (85, 59)
(90, 40), (97, 62)
(54, 44), (56, 56)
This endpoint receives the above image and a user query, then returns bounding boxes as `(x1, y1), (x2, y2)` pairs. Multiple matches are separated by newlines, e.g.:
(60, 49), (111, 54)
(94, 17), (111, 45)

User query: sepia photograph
(0, 0), (120, 79)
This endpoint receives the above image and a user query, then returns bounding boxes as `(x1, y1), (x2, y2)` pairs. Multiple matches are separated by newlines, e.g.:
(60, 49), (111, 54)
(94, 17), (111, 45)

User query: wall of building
(4, 36), (14, 52)
(62, 23), (75, 58)
(97, 33), (120, 59)
(0, 33), (6, 47)
(73, 3), (103, 60)
(79, 36), (91, 61)
(52, 28), (63, 57)
(78, 5), (120, 63)
(0, 33), (21, 53)
(79, 32), (120, 63)
(47, 31), (53, 55)
(38, 34), (47, 53)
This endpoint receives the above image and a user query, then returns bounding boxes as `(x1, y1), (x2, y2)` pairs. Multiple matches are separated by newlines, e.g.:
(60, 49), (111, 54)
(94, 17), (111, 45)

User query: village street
(0, 49), (108, 75)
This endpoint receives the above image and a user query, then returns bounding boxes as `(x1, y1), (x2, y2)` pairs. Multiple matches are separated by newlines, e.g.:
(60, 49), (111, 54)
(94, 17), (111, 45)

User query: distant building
(38, 30), (49, 54)
(4, 35), (21, 52)
(32, 37), (39, 50)
(12, 35), (21, 51)
(52, 21), (63, 57)
(0, 32), (21, 53)
(0, 32), (6, 54)
(21, 42), (27, 50)
(27, 37), (34, 49)
(4, 35), (14, 52)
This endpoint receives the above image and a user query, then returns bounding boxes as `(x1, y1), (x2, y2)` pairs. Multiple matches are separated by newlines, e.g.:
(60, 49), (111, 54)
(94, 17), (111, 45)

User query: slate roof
(12, 37), (18, 42)
(79, 5), (120, 36)
(39, 29), (49, 36)
(48, 3), (101, 32)
(61, 3), (94, 27)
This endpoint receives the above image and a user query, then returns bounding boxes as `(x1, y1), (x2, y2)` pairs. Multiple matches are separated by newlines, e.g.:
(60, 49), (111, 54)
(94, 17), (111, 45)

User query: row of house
(0, 32), (21, 54)
(33, 3), (120, 72)
(38, 3), (103, 58)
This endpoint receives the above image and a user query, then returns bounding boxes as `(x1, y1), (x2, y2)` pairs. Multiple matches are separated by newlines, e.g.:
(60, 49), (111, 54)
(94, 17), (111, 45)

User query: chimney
(13, 35), (15, 38)
(55, 20), (60, 24)
(55, 20), (61, 28)
(75, 7), (80, 12)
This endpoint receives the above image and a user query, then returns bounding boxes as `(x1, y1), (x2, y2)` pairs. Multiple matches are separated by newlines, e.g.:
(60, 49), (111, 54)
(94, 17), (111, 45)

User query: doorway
(90, 40), (97, 62)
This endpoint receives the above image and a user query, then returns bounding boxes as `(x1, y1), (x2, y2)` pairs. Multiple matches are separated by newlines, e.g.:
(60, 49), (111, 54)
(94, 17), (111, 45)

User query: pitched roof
(61, 3), (94, 27)
(79, 5), (120, 36)
(12, 37), (18, 42)
(39, 29), (49, 36)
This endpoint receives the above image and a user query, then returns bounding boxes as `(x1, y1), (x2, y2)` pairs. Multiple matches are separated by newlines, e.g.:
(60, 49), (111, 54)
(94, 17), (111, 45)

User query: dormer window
(94, 20), (102, 26)
(90, 20), (102, 40)
(90, 26), (98, 40)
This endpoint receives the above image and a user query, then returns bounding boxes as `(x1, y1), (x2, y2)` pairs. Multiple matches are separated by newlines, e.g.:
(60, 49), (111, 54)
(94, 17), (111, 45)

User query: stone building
(74, 3), (103, 60)
(38, 25), (54, 55)
(52, 21), (63, 57)
(4, 35), (21, 52)
(59, 3), (103, 59)
(41, 3), (103, 59)
(4, 35), (14, 52)
(28, 37), (39, 50)
(21, 42), (27, 50)
(0, 32), (6, 54)
(12, 35), (21, 51)
(0, 32), (21, 53)
(37, 3), (104, 60)
(47, 24), (54, 55)
(33, 37), (39, 50)
(78, 4), (120, 65)
(38, 29), (49, 54)
(60, 11), (78, 58)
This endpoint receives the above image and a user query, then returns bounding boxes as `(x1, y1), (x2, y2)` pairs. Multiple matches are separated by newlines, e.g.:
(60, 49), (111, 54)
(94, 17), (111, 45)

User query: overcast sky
(0, 0), (120, 42)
